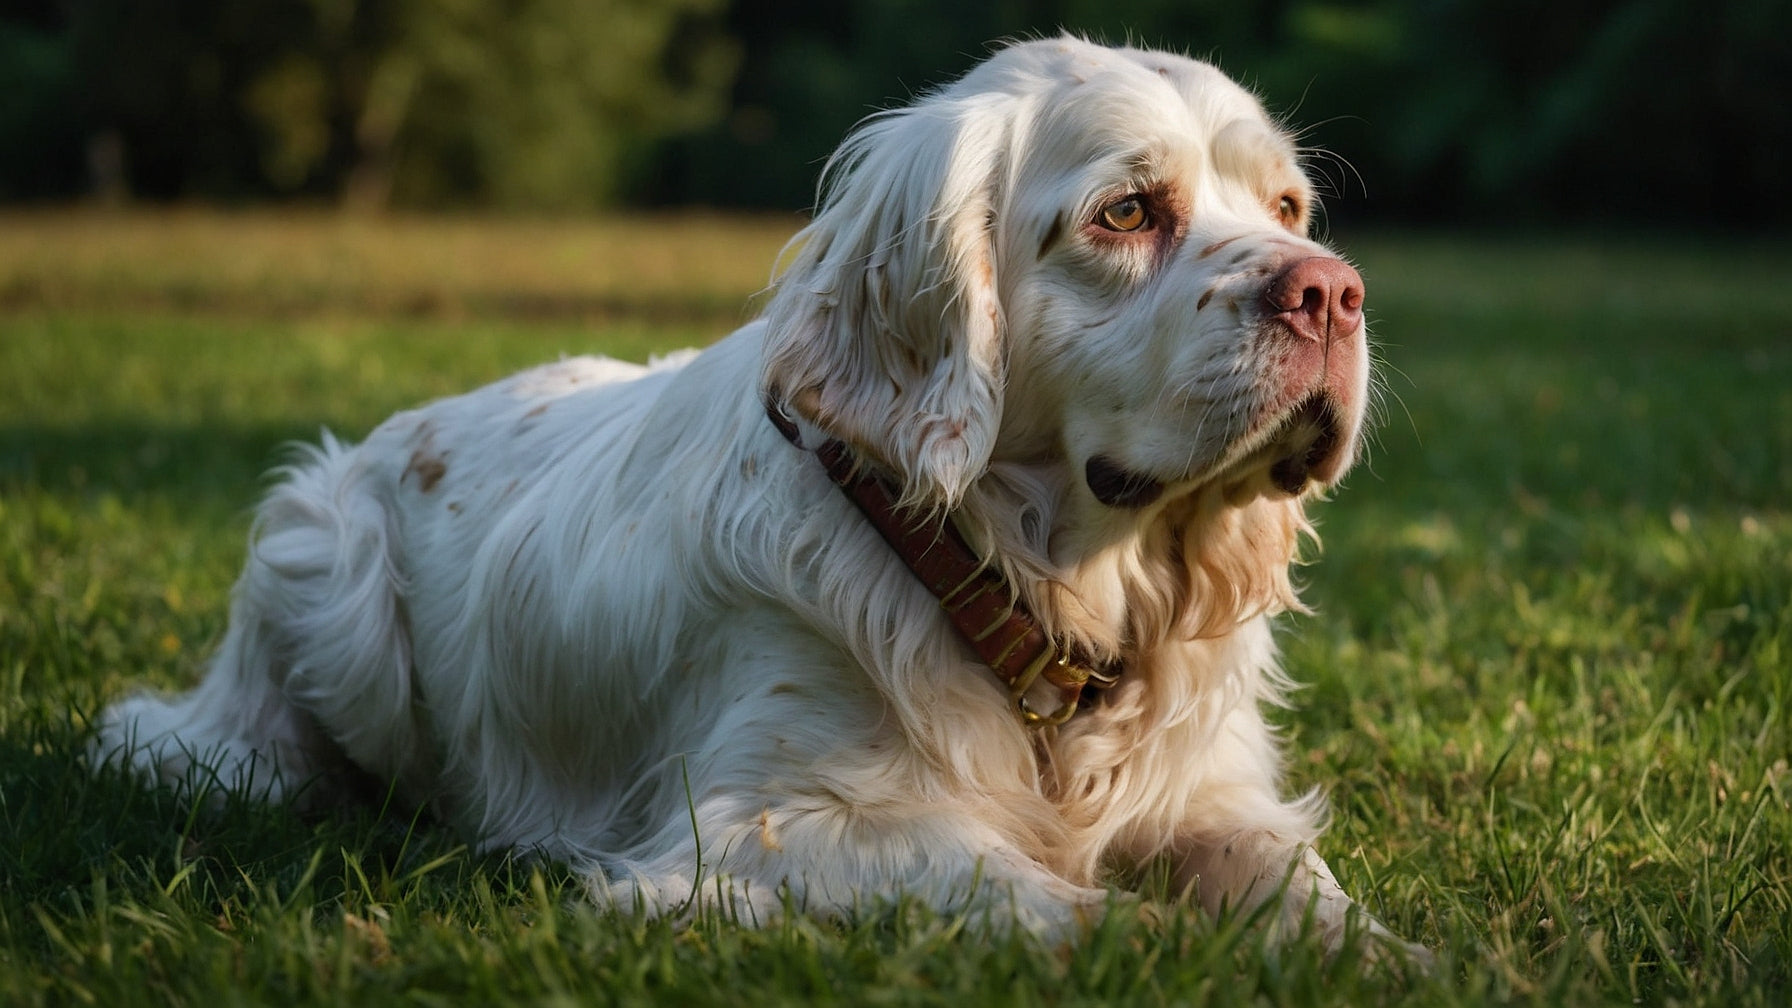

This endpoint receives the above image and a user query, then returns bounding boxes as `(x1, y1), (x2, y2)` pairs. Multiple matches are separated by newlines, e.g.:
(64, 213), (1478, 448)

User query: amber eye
(1098, 196), (1149, 232)
(1277, 194), (1302, 223)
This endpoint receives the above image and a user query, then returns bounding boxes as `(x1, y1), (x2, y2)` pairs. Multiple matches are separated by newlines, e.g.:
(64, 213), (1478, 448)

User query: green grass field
(2, 211), (1788, 1005)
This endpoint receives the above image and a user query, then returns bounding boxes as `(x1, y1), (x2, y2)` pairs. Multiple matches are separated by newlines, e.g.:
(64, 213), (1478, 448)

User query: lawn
(1, 210), (1787, 1005)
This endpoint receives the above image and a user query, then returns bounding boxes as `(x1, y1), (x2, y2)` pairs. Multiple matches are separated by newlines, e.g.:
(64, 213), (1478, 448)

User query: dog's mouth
(1262, 394), (1346, 495)
(1085, 394), (1349, 509)
(1085, 456), (1167, 509)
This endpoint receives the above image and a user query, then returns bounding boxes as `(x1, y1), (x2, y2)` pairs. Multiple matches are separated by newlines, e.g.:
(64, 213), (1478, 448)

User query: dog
(94, 36), (1421, 956)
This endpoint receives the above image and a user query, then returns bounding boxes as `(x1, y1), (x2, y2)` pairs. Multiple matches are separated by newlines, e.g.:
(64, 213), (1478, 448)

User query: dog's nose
(1262, 257), (1364, 343)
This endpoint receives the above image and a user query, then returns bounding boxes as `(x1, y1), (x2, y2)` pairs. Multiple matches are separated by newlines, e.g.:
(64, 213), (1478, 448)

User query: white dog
(95, 37), (1419, 954)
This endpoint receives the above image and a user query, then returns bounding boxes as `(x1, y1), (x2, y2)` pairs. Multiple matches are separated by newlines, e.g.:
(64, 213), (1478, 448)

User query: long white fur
(93, 37), (1419, 954)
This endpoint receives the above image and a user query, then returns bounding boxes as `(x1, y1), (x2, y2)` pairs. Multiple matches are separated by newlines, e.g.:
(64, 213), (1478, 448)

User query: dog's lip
(1084, 393), (1349, 508)
(1085, 455), (1166, 508)
(1208, 391), (1350, 498)
(1262, 394), (1345, 495)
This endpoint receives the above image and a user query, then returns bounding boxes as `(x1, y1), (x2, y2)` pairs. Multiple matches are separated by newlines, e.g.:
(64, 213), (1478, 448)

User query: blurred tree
(344, 0), (738, 209)
(0, 0), (1783, 223)
(1, 0), (735, 209)
(663, 0), (1788, 227)
(0, 5), (87, 200)
(1255, 0), (1791, 226)
(54, 0), (312, 200)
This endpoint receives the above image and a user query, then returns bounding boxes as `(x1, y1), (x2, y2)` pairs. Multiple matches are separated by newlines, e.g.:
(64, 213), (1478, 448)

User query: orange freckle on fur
(1200, 236), (1243, 258)
(1198, 289), (1216, 311)
(405, 450), (447, 492)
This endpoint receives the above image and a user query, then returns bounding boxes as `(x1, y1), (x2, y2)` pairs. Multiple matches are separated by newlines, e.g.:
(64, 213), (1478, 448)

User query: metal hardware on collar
(1010, 647), (1085, 726)
(765, 396), (1123, 725)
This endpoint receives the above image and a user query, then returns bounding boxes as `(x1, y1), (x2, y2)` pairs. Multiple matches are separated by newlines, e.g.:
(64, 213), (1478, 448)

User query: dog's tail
(90, 433), (421, 806)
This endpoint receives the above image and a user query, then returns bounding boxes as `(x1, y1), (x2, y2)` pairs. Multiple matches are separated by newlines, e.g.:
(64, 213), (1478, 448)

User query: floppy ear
(762, 90), (1011, 510)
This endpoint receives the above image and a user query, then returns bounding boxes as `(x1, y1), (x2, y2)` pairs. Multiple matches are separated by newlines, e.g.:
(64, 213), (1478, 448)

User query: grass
(2, 210), (1788, 1005)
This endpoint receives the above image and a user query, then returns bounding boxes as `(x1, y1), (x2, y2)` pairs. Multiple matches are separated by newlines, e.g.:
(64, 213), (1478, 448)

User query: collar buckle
(1010, 647), (1086, 726)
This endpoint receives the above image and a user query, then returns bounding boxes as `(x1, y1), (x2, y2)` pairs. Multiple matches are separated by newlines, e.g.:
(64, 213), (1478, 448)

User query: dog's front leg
(1180, 830), (1358, 946)
(1176, 831), (1431, 966)
(586, 792), (1109, 938)
(1134, 700), (1427, 963)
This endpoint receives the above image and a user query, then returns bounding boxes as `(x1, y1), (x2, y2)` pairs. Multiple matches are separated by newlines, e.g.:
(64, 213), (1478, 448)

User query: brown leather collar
(767, 400), (1121, 724)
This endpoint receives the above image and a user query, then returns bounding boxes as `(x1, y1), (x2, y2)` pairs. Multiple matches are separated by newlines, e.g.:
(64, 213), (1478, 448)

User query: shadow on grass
(0, 703), (534, 938)
(0, 420), (340, 510)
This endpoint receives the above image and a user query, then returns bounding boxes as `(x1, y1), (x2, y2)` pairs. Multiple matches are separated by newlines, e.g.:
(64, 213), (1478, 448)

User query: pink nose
(1262, 257), (1364, 343)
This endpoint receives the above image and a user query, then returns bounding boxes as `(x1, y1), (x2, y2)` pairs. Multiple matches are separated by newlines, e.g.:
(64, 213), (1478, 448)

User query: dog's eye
(1277, 194), (1302, 224)
(1098, 196), (1149, 232)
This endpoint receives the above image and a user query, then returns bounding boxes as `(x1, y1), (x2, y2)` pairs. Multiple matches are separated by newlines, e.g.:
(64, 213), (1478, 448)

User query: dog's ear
(762, 91), (1011, 510)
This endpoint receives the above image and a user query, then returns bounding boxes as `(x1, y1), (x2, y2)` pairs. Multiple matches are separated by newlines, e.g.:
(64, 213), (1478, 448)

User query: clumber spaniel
(95, 37), (1421, 956)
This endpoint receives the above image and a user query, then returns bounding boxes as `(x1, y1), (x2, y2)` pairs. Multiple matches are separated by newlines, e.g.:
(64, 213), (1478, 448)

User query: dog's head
(763, 37), (1368, 524)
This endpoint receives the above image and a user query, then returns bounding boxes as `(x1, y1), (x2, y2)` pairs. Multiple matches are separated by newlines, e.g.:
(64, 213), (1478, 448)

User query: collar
(766, 400), (1121, 725)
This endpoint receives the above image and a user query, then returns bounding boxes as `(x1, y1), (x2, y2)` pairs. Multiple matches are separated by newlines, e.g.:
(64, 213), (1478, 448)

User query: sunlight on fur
(93, 35), (1426, 965)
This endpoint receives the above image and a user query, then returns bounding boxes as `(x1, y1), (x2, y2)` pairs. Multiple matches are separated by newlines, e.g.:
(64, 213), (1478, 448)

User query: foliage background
(3, 0), (1786, 225)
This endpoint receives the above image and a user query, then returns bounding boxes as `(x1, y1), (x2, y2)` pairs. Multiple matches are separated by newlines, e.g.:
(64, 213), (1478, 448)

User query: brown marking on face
(1200, 235), (1243, 259)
